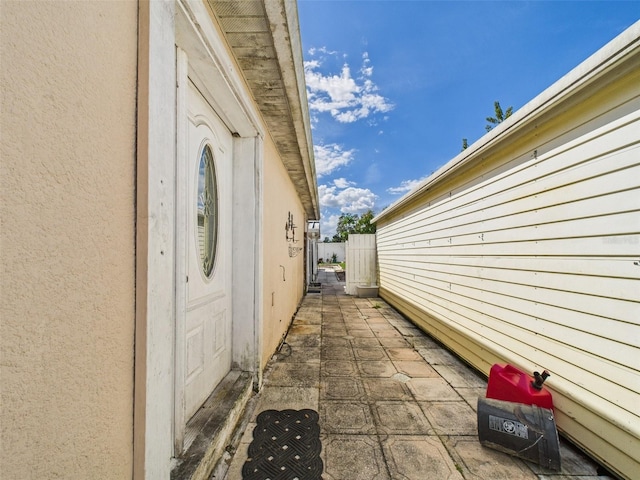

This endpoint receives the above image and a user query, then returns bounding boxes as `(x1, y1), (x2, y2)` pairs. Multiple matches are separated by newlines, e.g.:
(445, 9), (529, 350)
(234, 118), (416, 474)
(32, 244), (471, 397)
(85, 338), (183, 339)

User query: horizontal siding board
(378, 160), (640, 245)
(402, 178), (639, 243)
(380, 264), (639, 346)
(430, 211), (639, 250)
(553, 407), (640, 476)
(381, 275), (640, 358)
(379, 267), (640, 369)
(379, 279), (640, 426)
(377, 143), (639, 243)
(378, 254), (637, 281)
(381, 257), (640, 304)
(378, 163), (638, 246)
(379, 233), (640, 258)
(376, 114), (640, 239)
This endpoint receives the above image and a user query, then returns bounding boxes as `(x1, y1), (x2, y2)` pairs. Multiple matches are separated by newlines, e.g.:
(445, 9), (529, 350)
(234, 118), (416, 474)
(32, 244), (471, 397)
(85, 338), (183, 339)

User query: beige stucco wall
(261, 137), (307, 369)
(1, 2), (138, 478)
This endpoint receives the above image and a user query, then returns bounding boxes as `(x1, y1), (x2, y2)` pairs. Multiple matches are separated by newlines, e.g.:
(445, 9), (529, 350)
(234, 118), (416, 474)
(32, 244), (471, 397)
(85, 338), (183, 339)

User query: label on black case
(489, 414), (529, 439)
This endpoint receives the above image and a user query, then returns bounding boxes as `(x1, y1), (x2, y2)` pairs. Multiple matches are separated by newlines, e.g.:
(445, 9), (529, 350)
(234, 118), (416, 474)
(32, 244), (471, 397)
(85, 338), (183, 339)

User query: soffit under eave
(207, 0), (320, 220)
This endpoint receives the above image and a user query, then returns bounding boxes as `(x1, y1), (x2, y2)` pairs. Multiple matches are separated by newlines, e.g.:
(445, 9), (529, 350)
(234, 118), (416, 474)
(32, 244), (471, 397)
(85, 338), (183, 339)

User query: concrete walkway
(220, 268), (611, 480)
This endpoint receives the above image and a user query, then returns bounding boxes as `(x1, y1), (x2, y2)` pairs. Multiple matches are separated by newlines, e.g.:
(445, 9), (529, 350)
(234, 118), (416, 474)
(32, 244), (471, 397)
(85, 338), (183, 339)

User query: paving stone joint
(219, 268), (613, 480)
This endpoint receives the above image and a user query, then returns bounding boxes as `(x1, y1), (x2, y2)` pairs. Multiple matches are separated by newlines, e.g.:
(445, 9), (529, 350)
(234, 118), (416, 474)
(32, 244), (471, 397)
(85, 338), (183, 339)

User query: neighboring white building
(1, 2), (318, 479)
(374, 22), (640, 480)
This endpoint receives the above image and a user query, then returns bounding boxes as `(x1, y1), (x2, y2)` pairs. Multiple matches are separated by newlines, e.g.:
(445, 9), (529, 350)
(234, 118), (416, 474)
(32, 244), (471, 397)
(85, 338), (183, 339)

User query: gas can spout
(531, 370), (550, 390)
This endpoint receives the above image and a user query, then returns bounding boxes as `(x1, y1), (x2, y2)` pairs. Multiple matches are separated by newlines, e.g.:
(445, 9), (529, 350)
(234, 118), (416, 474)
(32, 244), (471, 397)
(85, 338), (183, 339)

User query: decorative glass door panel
(197, 144), (218, 279)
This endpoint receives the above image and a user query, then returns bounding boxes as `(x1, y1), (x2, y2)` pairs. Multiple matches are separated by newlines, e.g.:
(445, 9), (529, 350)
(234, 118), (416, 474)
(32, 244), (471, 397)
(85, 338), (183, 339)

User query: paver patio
(218, 268), (612, 480)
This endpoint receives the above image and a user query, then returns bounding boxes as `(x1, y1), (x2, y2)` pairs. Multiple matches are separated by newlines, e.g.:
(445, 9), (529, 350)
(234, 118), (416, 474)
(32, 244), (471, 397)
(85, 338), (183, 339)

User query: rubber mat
(242, 409), (323, 480)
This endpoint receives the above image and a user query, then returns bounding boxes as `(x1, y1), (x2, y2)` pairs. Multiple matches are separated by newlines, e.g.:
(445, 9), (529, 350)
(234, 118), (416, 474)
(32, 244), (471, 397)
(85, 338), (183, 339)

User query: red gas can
(486, 364), (554, 411)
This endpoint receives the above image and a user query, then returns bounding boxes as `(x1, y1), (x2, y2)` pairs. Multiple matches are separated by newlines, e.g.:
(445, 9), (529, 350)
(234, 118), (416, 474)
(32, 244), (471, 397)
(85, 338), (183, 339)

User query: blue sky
(297, 1), (639, 239)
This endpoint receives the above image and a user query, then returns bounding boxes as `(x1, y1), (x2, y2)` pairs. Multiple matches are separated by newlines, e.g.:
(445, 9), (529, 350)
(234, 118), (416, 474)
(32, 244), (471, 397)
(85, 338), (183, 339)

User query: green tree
(462, 101), (513, 149)
(333, 213), (357, 242)
(485, 100), (513, 132)
(333, 210), (376, 242)
(356, 210), (376, 234)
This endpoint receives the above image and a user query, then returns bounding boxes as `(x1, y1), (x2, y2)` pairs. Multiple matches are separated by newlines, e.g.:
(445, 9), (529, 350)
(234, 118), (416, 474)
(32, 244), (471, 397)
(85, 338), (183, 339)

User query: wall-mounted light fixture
(307, 220), (320, 240)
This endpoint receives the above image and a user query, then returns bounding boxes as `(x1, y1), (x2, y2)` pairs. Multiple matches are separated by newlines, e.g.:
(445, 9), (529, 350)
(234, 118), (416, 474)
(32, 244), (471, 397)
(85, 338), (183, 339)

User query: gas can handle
(531, 370), (550, 390)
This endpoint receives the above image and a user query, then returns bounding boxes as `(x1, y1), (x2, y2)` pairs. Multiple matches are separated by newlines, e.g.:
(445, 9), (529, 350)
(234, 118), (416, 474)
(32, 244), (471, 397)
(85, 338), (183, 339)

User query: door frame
(173, 0), (265, 455)
(135, 2), (265, 476)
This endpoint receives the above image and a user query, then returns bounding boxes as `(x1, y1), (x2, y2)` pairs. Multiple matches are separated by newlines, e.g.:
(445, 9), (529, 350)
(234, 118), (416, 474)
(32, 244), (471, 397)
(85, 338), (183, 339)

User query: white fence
(345, 234), (377, 295)
(317, 242), (345, 263)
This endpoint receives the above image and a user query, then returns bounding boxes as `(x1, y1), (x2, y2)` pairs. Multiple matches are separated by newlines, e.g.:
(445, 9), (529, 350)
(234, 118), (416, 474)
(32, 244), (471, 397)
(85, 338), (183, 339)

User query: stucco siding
(262, 137), (307, 369)
(375, 30), (640, 480)
(1, 2), (138, 478)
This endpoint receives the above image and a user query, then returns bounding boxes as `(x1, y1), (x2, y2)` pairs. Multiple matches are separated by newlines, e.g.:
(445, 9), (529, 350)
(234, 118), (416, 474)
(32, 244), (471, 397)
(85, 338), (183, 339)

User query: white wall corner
(134, 1), (177, 479)
(232, 135), (264, 380)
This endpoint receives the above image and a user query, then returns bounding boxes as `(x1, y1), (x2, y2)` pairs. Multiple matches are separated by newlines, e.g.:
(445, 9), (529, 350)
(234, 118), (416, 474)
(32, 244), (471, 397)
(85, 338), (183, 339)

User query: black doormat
(242, 409), (323, 480)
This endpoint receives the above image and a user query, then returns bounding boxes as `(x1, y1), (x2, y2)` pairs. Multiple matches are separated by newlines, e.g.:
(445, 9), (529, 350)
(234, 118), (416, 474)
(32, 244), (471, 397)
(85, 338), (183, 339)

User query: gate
(345, 234), (377, 295)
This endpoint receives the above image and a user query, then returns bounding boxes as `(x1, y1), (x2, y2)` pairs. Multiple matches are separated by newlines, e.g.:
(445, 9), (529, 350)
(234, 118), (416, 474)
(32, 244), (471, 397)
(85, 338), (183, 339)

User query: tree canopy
(485, 100), (513, 132)
(462, 100), (514, 150)
(329, 210), (376, 242)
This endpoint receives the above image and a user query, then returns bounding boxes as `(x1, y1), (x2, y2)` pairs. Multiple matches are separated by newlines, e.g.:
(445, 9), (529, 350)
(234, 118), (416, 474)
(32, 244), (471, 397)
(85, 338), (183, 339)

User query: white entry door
(179, 79), (233, 422)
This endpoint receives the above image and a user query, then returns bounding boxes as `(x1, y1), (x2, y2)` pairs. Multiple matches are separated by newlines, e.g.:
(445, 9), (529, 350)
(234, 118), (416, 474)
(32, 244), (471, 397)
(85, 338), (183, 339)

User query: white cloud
(320, 213), (341, 240)
(361, 65), (374, 77)
(318, 176), (378, 238)
(308, 46), (337, 56)
(314, 143), (355, 177)
(361, 52), (373, 77)
(319, 184), (377, 213)
(304, 51), (393, 123)
(387, 176), (429, 195)
(333, 177), (355, 188)
(305, 64), (357, 112)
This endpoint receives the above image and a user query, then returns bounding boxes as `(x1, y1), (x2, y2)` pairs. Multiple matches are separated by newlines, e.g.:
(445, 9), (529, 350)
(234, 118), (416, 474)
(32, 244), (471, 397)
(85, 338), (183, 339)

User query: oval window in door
(197, 144), (218, 278)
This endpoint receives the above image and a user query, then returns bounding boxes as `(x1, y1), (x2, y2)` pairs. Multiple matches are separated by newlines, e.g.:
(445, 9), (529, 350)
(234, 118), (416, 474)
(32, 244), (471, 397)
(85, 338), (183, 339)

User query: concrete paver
(219, 268), (612, 480)
(323, 435), (390, 480)
(383, 436), (465, 480)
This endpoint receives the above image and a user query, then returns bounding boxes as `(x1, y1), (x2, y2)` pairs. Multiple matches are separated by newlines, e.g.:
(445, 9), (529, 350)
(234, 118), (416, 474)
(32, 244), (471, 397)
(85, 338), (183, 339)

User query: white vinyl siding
(375, 27), (640, 480)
